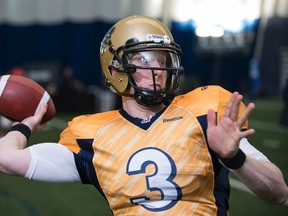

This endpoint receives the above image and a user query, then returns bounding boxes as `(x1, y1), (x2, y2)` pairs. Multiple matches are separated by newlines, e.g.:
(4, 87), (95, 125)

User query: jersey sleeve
(58, 125), (81, 153)
(57, 111), (120, 191)
(58, 115), (89, 153)
(175, 85), (248, 129)
(57, 115), (95, 185)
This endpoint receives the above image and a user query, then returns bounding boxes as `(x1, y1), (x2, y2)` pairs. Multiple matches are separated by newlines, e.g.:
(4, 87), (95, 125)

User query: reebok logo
(163, 116), (183, 123)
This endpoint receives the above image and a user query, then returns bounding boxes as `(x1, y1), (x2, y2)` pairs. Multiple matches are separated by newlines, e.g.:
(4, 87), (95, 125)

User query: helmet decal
(100, 26), (115, 54)
(146, 34), (171, 44)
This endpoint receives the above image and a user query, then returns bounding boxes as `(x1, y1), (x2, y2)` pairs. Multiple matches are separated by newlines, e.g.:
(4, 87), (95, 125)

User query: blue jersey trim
(197, 114), (230, 216)
(73, 139), (107, 199)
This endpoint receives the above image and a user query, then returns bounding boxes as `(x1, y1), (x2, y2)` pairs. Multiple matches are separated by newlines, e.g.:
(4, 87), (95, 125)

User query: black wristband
(220, 149), (246, 169)
(8, 123), (31, 140)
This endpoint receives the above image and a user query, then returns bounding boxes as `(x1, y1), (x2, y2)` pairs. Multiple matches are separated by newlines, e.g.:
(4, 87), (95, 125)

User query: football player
(0, 15), (287, 216)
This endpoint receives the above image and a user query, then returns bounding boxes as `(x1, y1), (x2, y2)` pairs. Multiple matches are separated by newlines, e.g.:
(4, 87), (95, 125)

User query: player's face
(128, 51), (168, 91)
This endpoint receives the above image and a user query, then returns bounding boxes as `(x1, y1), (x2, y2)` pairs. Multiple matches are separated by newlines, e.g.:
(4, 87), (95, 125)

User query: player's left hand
(206, 92), (255, 158)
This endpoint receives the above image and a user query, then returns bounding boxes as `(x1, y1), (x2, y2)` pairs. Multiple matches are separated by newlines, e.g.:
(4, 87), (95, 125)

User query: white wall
(1, 0), (286, 29)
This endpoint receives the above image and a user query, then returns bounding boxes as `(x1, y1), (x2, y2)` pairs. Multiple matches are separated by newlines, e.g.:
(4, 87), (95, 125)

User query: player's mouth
(149, 83), (162, 91)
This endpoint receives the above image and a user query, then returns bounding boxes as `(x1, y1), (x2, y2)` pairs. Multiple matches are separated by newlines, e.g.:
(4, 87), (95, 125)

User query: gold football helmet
(100, 15), (184, 106)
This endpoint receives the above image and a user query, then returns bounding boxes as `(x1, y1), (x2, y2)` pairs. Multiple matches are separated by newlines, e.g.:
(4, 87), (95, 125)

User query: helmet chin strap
(134, 88), (166, 106)
(127, 68), (177, 106)
(126, 70), (164, 106)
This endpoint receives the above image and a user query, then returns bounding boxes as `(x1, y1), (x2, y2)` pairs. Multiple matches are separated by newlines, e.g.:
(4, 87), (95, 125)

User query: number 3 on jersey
(126, 147), (182, 212)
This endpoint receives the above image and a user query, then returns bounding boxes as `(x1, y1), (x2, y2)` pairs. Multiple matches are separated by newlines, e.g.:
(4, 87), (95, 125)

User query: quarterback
(0, 15), (287, 216)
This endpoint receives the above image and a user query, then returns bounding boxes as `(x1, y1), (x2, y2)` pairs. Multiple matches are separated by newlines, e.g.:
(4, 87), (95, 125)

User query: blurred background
(0, 0), (288, 215)
(0, 0), (288, 112)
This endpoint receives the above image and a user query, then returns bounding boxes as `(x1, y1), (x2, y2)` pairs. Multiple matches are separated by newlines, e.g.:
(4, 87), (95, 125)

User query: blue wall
(0, 21), (111, 87)
(0, 19), (259, 94)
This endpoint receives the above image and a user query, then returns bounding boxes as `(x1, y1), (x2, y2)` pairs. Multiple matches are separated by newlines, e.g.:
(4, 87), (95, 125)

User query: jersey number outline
(126, 147), (182, 212)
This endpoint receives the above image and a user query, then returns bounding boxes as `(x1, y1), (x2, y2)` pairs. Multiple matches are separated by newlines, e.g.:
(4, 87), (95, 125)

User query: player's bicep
(25, 143), (81, 182)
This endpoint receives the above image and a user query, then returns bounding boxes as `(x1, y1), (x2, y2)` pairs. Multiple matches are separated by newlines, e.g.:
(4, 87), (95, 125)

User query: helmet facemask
(110, 40), (184, 106)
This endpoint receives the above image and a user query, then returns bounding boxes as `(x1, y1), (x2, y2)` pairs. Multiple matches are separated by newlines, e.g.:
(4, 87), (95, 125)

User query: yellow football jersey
(58, 85), (247, 216)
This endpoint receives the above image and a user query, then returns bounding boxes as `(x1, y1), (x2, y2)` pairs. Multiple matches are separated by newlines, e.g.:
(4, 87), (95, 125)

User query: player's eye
(131, 55), (149, 65)
(140, 56), (148, 64)
(157, 59), (166, 67)
(129, 52), (167, 67)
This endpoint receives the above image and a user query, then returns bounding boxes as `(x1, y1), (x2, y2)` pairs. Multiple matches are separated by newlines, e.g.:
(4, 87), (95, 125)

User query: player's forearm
(0, 131), (30, 175)
(233, 156), (288, 204)
(0, 105), (47, 176)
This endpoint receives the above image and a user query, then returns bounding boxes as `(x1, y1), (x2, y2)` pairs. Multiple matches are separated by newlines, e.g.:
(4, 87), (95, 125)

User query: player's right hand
(20, 103), (48, 133)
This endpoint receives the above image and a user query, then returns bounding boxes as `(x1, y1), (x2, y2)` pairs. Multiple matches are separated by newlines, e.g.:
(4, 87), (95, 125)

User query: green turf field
(0, 99), (287, 216)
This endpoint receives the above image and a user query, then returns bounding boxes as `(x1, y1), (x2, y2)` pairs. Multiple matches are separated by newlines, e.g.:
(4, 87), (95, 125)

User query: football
(0, 75), (56, 123)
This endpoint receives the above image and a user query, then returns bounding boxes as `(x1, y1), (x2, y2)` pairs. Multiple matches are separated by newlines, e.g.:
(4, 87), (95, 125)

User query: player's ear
(110, 69), (116, 77)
